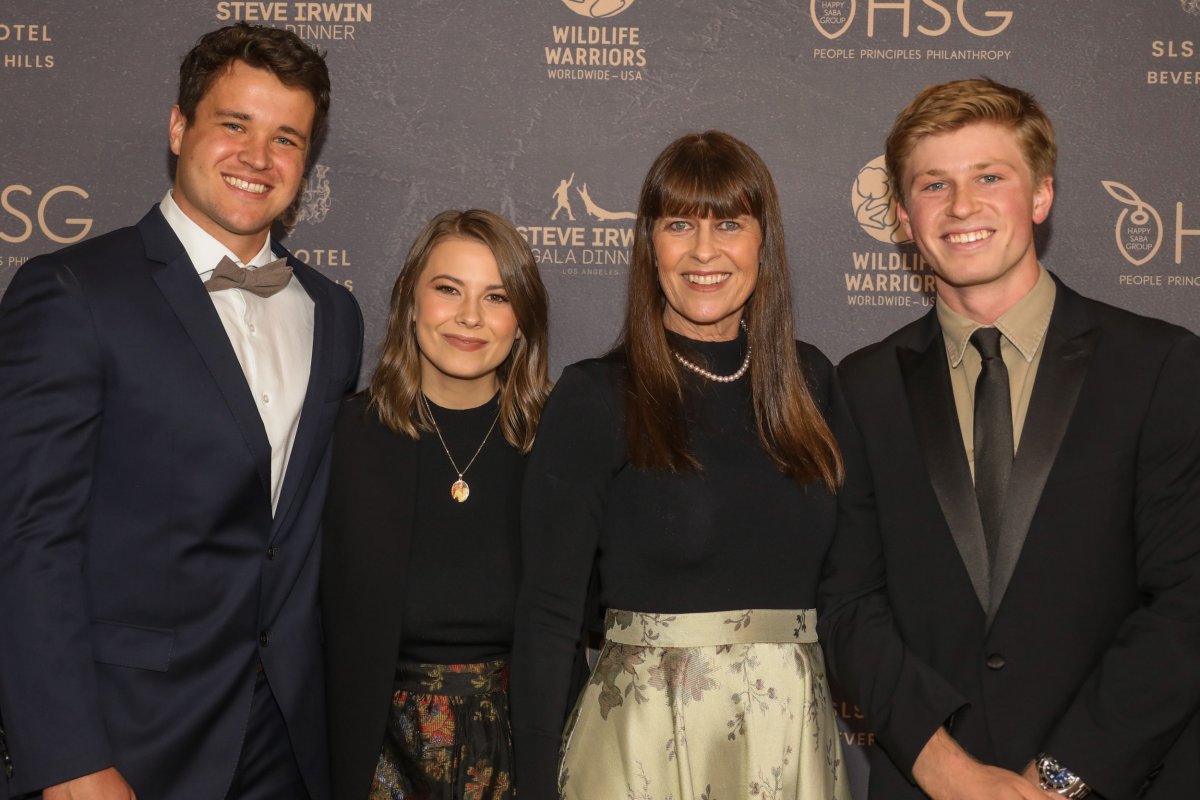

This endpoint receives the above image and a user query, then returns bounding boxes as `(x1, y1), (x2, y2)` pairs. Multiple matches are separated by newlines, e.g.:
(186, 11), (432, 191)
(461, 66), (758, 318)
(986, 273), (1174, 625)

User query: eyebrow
(918, 160), (1017, 177)
(215, 109), (309, 143)
(428, 274), (506, 292)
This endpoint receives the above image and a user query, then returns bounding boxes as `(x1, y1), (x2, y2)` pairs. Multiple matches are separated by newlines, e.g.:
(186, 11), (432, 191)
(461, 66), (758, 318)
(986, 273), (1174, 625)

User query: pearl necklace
(671, 323), (751, 383)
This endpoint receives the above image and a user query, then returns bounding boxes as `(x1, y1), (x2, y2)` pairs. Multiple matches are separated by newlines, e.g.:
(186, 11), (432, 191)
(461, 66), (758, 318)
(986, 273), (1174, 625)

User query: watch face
(1040, 760), (1076, 790)
(1044, 769), (1074, 790)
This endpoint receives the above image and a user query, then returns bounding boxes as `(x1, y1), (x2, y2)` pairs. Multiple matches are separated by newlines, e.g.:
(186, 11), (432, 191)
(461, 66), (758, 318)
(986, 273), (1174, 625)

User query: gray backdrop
(3, 1), (1198, 794)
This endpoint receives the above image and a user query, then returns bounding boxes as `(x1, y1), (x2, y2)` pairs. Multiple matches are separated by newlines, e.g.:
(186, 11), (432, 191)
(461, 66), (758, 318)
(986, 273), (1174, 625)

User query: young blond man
(820, 78), (1200, 799)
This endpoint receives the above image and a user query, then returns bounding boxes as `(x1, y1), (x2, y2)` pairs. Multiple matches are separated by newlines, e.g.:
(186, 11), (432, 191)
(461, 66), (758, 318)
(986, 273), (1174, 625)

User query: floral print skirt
(559, 609), (849, 800)
(370, 659), (515, 800)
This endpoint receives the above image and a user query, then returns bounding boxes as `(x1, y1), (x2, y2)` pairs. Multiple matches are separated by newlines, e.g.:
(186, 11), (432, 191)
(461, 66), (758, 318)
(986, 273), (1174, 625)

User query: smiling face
(169, 60), (315, 263)
(897, 122), (1053, 322)
(413, 237), (521, 408)
(653, 214), (761, 341)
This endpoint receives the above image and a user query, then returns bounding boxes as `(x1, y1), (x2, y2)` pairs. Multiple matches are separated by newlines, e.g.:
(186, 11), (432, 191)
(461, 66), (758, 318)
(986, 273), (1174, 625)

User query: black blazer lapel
(986, 288), (1098, 625)
(899, 318), (991, 611)
(140, 209), (272, 499)
(271, 259), (333, 536)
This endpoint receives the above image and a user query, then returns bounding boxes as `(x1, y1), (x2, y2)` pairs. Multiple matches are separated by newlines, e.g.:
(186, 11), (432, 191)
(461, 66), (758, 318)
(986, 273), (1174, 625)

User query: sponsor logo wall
(1, 3), (1196, 794)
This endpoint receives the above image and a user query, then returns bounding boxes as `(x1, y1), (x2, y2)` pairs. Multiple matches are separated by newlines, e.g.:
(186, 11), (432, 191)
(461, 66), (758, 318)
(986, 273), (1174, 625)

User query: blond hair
(886, 77), (1056, 206)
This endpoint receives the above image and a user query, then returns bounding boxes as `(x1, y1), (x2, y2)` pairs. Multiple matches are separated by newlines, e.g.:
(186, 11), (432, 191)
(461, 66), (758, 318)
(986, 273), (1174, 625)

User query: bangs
(649, 143), (763, 221)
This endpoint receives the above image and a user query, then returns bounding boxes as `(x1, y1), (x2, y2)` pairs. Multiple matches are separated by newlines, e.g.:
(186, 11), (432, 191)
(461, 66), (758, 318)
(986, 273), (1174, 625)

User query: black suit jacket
(321, 394), (421, 800)
(0, 208), (362, 799)
(322, 393), (591, 800)
(819, 277), (1200, 799)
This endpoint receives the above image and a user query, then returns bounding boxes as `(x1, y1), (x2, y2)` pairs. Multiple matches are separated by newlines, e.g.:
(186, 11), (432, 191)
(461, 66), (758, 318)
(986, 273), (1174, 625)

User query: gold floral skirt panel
(559, 609), (850, 800)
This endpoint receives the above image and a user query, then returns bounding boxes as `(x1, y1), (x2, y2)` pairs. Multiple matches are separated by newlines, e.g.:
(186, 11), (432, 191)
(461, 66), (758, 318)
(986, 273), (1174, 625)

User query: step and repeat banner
(2, 1), (1198, 794)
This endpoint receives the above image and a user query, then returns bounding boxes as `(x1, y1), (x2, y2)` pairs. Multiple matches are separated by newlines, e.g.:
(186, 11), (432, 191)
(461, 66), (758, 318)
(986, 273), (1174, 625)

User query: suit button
(985, 653), (1006, 670)
(259, 631), (270, 648)
(267, 546), (276, 560)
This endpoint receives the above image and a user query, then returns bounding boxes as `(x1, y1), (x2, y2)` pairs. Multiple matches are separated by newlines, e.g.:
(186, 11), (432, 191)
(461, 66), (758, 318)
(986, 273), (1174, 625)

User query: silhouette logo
(560, 0), (636, 19)
(549, 175), (635, 221)
(853, 156), (910, 244)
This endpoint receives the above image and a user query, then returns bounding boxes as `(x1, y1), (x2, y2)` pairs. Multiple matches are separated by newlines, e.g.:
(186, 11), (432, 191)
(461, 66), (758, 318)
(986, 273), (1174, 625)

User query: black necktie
(204, 256), (293, 298)
(971, 327), (1013, 565)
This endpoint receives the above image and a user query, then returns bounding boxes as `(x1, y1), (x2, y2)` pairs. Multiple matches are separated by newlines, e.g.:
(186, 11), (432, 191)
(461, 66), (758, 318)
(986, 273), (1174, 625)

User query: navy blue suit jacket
(0, 208), (362, 799)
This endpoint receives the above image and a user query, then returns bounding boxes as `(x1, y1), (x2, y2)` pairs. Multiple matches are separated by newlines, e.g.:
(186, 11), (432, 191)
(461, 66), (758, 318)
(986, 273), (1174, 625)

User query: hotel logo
(295, 164), (332, 227)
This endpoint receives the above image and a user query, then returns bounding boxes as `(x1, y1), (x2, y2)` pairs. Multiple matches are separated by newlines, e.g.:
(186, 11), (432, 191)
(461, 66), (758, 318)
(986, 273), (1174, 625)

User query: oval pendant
(450, 479), (470, 503)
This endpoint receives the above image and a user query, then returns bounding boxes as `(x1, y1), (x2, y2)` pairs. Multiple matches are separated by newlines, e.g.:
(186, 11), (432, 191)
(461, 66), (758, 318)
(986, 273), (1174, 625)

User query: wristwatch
(1036, 753), (1091, 798)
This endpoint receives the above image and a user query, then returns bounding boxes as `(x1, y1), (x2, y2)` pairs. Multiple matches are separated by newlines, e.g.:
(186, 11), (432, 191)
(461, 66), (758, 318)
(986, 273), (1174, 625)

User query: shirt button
(259, 631), (271, 648)
(248, 323), (256, 334)
(262, 393), (270, 404)
(267, 546), (277, 560)
(985, 653), (1006, 670)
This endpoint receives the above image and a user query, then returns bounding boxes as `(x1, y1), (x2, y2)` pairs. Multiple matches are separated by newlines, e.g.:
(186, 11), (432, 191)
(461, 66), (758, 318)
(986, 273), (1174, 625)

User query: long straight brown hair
(621, 131), (843, 490)
(368, 209), (551, 453)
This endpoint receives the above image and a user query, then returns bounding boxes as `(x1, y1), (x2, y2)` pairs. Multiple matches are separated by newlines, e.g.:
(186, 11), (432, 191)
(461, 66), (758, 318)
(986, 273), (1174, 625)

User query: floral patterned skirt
(370, 659), (515, 800)
(560, 609), (850, 800)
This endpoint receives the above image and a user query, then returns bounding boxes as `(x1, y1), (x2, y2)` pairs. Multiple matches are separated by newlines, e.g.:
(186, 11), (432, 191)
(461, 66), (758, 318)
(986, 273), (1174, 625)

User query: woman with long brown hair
(322, 209), (551, 799)
(511, 132), (850, 799)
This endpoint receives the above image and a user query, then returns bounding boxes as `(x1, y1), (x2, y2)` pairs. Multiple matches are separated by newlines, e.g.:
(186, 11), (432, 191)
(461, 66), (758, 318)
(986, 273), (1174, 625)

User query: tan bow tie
(204, 256), (293, 298)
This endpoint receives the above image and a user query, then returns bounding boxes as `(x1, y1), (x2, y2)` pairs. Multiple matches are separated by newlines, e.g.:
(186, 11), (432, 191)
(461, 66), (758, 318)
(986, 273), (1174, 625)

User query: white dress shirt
(160, 191), (314, 514)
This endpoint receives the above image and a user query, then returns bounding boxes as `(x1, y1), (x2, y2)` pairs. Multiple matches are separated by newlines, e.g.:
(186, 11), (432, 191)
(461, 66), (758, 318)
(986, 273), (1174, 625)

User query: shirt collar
(160, 190), (275, 276)
(938, 266), (1057, 367)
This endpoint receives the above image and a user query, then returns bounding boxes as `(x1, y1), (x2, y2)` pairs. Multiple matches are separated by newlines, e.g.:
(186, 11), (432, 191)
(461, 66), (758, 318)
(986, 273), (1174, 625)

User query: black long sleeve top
(510, 332), (840, 800)
(400, 395), (524, 664)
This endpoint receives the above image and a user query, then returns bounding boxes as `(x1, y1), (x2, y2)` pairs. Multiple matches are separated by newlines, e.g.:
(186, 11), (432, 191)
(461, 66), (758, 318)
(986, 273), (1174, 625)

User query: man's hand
(43, 767), (136, 800)
(913, 728), (1050, 799)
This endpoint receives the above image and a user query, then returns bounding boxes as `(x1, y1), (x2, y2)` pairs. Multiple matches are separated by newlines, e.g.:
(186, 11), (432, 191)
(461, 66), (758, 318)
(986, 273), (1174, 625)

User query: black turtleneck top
(510, 331), (839, 800)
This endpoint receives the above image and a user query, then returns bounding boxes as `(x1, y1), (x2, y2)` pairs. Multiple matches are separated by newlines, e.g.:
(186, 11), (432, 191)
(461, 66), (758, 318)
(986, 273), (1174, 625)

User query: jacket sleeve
(1043, 333), (1200, 799)
(818, 367), (968, 778)
(510, 363), (620, 800)
(0, 257), (115, 794)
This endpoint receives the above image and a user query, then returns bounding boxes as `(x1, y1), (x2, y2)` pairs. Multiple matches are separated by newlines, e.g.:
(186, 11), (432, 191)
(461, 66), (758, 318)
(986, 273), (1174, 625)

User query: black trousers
(225, 670), (309, 800)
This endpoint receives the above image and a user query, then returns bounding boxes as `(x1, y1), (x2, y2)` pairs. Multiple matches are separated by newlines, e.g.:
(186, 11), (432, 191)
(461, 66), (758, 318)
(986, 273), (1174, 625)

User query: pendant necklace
(671, 320), (752, 383)
(422, 394), (500, 503)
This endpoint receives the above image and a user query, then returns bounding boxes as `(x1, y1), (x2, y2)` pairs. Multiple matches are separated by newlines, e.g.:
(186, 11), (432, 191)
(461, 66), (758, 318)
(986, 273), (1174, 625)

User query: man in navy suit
(820, 79), (1200, 798)
(0, 23), (361, 800)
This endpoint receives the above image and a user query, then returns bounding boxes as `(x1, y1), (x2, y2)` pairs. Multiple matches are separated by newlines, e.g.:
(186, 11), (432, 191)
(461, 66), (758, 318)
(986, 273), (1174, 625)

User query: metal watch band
(1036, 753), (1091, 798)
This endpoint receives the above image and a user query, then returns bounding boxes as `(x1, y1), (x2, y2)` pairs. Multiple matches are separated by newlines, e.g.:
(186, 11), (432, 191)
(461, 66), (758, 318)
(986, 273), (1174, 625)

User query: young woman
(511, 132), (851, 800)
(322, 209), (551, 800)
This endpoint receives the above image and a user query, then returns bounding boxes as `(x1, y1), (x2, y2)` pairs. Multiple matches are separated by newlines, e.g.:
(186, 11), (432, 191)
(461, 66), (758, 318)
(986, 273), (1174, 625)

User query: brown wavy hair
(177, 23), (331, 140)
(368, 210), (551, 453)
(886, 77), (1056, 207)
(621, 131), (842, 490)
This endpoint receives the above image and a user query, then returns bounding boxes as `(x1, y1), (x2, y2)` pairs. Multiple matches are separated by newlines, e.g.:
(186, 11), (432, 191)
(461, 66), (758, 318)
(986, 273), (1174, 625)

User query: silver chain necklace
(671, 321), (752, 383)
(421, 394), (500, 503)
